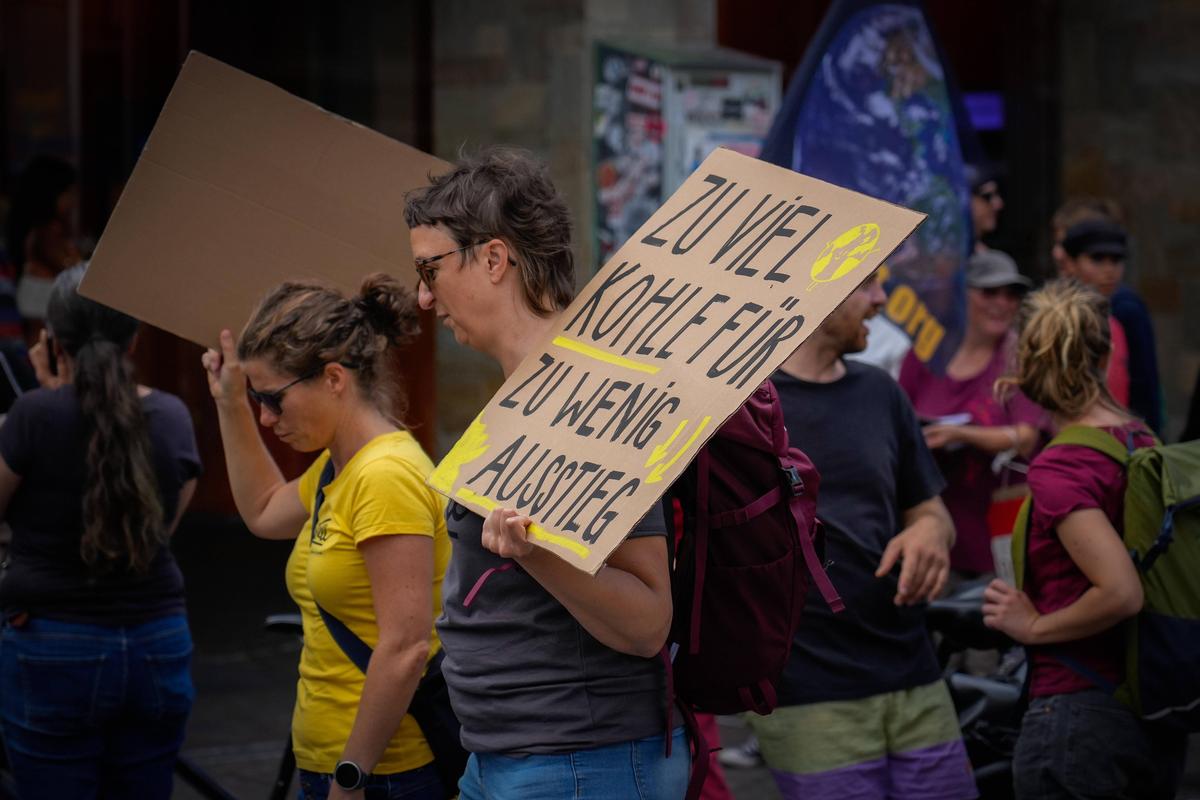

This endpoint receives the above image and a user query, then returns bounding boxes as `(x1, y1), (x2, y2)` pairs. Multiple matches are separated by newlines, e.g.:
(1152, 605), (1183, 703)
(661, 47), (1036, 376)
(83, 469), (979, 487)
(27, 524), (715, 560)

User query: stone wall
(428, 0), (716, 455)
(1059, 0), (1200, 437)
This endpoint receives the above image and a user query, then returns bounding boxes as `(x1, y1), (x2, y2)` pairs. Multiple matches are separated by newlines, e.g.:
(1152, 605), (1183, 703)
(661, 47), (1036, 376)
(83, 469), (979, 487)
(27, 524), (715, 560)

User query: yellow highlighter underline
(454, 487), (591, 559)
(552, 336), (661, 375)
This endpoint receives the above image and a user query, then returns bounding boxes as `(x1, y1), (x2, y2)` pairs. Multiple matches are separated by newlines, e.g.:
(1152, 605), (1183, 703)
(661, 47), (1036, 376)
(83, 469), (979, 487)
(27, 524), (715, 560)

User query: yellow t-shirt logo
(312, 518), (331, 547)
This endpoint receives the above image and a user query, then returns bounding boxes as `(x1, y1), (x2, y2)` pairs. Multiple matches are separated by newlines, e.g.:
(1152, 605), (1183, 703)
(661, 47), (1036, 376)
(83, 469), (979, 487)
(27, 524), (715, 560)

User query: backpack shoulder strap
(311, 456), (336, 539)
(318, 604), (373, 672)
(310, 457), (374, 674)
(1014, 425), (1132, 588)
(1047, 425), (1131, 466)
(1011, 495), (1033, 591)
(1046, 422), (1137, 465)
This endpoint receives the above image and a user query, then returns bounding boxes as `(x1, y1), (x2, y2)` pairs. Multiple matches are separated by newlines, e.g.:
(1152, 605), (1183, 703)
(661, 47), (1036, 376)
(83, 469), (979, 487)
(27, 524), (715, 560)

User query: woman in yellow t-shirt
(202, 274), (450, 800)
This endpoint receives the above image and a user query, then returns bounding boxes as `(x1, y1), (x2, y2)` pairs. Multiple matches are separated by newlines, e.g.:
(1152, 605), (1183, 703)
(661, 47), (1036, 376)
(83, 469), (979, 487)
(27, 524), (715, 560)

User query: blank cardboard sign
(429, 148), (925, 574)
(80, 51), (447, 348)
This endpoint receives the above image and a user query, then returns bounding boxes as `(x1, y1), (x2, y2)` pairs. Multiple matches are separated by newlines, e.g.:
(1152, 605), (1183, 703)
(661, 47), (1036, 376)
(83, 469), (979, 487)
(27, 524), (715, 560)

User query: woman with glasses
(404, 148), (687, 800)
(899, 249), (1049, 578)
(201, 273), (450, 800)
(0, 264), (200, 799)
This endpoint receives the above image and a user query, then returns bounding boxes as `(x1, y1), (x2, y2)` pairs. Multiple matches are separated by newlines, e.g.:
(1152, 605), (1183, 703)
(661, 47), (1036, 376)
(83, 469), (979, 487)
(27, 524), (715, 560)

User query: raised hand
(200, 329), (247, 409)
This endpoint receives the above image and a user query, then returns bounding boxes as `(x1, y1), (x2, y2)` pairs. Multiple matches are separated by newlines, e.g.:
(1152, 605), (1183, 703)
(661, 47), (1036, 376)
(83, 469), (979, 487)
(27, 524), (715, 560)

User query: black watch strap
(334, 760), (367, 790)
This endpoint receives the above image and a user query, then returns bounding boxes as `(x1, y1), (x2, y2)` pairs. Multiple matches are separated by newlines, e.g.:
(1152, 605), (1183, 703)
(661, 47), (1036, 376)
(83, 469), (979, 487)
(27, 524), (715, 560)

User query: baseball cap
(1061, 219), (1128, 259)
(965, 249), (1032, 290)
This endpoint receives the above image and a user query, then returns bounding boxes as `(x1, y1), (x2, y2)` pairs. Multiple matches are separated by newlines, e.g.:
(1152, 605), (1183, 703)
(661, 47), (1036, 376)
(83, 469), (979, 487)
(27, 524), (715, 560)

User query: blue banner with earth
(761, 0), (976, 374)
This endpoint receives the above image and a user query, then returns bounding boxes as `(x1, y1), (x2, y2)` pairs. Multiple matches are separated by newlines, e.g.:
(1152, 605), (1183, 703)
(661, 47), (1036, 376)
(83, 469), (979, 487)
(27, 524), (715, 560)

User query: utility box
(592, 42), (782, 267)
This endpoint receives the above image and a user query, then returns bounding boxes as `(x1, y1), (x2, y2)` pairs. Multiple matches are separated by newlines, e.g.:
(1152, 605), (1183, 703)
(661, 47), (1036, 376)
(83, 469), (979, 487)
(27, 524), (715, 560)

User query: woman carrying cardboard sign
(405, 147), (687, 800)
(201, 275), (451, 800)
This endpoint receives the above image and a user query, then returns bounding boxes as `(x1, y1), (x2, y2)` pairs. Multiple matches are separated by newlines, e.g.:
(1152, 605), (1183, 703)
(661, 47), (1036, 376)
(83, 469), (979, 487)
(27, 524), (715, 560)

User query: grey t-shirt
(436, 501), (668, 754)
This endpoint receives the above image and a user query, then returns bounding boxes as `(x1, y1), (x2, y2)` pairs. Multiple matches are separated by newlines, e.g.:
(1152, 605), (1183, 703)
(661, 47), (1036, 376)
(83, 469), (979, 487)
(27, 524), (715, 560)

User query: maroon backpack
(663, 379), (843, 798)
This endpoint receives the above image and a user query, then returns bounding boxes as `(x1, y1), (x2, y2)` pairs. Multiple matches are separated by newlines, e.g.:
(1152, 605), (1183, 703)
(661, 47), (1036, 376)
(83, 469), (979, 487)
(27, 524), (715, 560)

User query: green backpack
(1012, 425), (1200, 730)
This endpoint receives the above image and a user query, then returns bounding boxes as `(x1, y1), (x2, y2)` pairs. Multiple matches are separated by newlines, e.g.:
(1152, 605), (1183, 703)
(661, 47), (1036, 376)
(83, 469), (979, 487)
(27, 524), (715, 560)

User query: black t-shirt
(773, 361), (945, 704)
(0, 385), (201, 624)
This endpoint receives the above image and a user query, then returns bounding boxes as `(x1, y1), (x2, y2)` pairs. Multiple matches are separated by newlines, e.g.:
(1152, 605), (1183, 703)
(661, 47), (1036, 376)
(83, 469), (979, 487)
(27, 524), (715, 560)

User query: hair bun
(356, 273), (420, 347)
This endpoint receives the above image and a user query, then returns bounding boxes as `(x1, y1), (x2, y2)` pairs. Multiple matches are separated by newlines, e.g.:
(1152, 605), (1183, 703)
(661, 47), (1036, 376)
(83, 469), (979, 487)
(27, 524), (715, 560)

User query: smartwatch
(334, 760), (367, 791)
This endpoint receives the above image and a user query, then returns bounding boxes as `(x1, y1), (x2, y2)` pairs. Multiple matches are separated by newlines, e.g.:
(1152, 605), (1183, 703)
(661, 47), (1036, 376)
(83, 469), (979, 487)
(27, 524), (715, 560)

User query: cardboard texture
(431, 148), (925, 574)
(79, 51), (448, 348)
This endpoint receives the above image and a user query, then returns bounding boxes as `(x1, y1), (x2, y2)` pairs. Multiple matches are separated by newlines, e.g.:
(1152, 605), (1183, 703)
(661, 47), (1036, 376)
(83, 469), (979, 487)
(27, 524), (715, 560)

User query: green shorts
(748, 680), (977, 800)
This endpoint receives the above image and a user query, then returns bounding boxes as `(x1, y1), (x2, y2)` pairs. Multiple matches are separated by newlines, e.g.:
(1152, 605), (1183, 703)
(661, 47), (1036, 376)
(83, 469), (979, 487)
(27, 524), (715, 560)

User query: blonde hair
(1002, 279), (1121, 419)
(238, 273), (420, 418)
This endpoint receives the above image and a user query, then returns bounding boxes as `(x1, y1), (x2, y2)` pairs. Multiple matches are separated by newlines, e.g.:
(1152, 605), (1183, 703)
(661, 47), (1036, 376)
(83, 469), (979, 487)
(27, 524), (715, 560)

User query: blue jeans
(458, 727), (689, 800)
(1013, 690), (1186, 800)
(297, 763), (444, 799)
(0, 615), (193, 800)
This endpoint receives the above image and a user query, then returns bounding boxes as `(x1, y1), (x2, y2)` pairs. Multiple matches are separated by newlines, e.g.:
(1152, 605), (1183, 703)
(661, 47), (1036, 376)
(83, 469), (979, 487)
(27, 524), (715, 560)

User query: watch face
(334, 760), (364, 790)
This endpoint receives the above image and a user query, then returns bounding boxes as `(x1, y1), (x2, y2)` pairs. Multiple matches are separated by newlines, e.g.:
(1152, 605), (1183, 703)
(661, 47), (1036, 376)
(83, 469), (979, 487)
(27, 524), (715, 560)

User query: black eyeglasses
(415, 242), (482, 288)
(974, 188), (1001, 202)
(414, 240), (519, 289)
(247, 366), (322, 416)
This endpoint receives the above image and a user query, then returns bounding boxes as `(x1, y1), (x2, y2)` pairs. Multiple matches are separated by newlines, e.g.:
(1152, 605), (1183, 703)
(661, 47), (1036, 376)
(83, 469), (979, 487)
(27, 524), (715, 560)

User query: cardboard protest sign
(79, 51), (447, 347)
(430, 148), (924, 574)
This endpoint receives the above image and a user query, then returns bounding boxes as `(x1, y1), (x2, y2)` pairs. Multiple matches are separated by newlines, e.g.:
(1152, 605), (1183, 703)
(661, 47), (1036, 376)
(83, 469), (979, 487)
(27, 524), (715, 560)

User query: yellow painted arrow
(646, 416), (712, 484)
(429, 414), (490, 494)
(644, 419), (689, 468)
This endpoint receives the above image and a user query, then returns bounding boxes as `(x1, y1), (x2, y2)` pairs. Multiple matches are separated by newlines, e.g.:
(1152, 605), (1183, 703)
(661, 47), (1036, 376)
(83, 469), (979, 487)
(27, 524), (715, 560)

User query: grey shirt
(437, 501), (668, 754)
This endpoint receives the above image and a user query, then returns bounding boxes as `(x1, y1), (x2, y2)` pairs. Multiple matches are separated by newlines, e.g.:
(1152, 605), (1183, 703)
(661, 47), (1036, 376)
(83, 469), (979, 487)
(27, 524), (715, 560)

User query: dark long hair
(46, 265), (164, 572)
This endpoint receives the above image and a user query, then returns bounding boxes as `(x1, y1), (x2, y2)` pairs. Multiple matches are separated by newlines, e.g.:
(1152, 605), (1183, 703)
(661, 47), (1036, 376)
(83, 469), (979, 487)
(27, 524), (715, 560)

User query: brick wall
(1059, 0), (1200, 437)
(428, 0), (715, 455)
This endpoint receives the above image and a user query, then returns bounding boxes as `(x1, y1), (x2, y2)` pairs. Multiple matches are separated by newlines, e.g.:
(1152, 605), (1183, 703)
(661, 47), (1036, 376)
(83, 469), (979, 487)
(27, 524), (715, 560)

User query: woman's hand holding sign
(481, 508), (536, 559)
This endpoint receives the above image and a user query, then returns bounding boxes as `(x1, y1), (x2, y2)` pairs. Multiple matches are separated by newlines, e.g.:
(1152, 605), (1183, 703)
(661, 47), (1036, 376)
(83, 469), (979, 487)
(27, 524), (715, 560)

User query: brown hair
(403, 146), (575, 315)
(46, 264), (165, 573)
(1051, 196), (1125, 241)
(238, 273), (420, 418)
(1002, 279), (1121, 419)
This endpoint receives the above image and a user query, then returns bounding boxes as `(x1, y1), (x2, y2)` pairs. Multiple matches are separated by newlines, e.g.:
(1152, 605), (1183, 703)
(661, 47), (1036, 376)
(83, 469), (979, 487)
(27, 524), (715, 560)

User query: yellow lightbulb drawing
(807, 223), (881, 292)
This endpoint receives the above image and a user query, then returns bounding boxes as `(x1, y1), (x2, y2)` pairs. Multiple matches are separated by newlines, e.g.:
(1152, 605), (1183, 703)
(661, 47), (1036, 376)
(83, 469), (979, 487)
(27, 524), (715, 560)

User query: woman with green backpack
(981, 279), (1186, 799)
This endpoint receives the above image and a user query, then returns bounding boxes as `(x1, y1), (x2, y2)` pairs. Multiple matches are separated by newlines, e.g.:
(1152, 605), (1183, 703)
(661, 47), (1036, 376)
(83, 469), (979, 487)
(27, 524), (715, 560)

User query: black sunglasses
(979, 285), (1024, 300)
(247, 366), (322, 415)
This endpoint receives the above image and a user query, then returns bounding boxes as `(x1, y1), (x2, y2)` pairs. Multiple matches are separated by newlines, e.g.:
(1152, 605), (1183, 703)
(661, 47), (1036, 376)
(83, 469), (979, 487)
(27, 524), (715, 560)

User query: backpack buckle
(782, 465), (805, 496)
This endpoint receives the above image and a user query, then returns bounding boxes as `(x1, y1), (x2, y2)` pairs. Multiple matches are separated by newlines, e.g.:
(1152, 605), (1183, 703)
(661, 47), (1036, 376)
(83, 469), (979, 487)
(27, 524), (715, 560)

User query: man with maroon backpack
(751, 268), (978, 800)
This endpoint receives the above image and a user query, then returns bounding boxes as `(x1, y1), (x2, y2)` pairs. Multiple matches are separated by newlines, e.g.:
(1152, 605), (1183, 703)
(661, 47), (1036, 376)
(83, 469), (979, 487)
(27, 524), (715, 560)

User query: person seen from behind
(982, 279), (1186, 799)
(202, 274), (450, 800)
(0, 264), (200, 799)
(405, 147), (687, 799)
